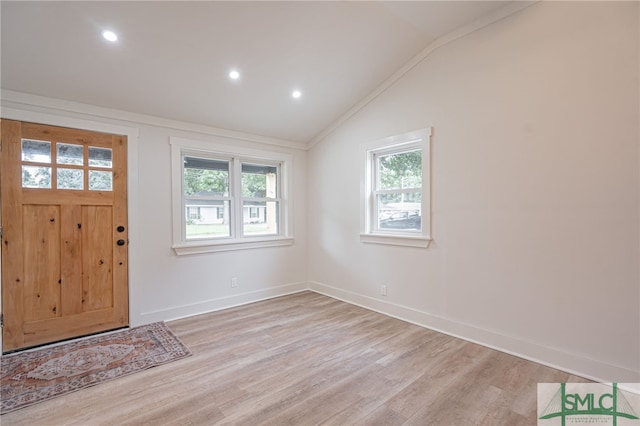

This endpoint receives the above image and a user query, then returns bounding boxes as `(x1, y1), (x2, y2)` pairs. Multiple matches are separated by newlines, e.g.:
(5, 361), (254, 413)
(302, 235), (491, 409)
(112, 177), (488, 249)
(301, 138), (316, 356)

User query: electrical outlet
(381, 285), (387, 296)
(231, 277), (238, 288)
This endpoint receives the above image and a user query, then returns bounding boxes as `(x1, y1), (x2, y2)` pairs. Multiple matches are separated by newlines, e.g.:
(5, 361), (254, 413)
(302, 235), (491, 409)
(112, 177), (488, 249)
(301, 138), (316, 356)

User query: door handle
(117, 239), (126, 246)
(117, 226), (125, 232)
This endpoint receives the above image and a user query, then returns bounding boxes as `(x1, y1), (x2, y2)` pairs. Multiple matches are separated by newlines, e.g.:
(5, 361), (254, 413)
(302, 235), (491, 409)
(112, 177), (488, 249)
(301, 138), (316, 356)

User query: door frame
(0, 107), (140, 354)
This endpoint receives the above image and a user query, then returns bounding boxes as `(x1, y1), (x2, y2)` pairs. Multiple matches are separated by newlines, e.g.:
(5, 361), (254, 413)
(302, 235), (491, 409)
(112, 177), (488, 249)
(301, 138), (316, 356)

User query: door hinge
(1, 314), (3, 328)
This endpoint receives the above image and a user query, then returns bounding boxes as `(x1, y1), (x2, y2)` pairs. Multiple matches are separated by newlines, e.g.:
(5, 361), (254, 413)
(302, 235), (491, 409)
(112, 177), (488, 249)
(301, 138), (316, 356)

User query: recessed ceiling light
(102, 30), (118, 42)
(229, 70), (240, 80)
(292, 90), (302, 99)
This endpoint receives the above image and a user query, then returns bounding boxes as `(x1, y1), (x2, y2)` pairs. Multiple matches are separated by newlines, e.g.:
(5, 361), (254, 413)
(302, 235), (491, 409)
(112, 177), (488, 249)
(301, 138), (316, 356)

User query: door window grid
(21, 139), (114, 191)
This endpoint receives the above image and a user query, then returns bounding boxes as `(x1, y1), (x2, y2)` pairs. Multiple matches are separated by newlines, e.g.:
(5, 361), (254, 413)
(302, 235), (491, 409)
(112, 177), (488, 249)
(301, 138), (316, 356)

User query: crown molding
(1, 89), (306, 151)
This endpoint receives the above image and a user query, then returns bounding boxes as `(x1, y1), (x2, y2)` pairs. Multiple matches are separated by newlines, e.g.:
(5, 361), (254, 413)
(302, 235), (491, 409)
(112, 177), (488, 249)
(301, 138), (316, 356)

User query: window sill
(360, 233), (431, 248)
(173, 236), (294, 255)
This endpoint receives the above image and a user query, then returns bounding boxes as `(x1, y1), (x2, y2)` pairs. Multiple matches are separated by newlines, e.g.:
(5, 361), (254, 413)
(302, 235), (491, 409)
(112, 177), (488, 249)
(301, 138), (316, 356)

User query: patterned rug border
(1, 322), (192, 414)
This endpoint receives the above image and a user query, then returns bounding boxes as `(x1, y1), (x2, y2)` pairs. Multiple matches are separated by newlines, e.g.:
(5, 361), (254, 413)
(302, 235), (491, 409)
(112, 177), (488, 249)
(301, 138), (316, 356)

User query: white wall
(1, 94), (308, 329)
(132, 125), (308, 323)
(307, 1), (639, 382)
(1, 1), (637, 383)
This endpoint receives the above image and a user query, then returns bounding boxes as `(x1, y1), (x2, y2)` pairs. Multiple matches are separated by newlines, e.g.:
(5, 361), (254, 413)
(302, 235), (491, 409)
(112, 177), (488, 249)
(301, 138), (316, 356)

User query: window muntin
(171, 137), (292, 254)
(361, 128), (431, 247)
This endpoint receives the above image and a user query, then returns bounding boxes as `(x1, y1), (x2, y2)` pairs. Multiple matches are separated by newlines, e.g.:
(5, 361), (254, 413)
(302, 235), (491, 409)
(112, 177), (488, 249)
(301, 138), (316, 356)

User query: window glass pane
(89, 170), (113, 191)
(186, 200), (230, 239)
(21, 139), (51, 163)
(377, 150), (422, 190)
(377, 193), (421, 231)
(89, 146), (113, 168)
(183, 157), (229, 196)
(57, 168), (84, 190)
(242, 163), (277, 198)
(243, 201), (279, 236)
(22, 165), (52, 188)
(57, 143), (84, 165)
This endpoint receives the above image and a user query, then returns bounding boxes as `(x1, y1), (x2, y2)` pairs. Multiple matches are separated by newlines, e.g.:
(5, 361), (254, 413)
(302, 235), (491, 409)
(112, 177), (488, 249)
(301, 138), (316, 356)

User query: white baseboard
(134, 281), (309, 325)
(308, 281), (640, 384)
(132, 279), (639, 383)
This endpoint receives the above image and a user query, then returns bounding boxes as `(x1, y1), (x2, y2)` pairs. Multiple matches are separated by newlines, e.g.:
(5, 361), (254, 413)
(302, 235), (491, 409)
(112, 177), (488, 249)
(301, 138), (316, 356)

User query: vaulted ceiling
(2, 1), (509, 144)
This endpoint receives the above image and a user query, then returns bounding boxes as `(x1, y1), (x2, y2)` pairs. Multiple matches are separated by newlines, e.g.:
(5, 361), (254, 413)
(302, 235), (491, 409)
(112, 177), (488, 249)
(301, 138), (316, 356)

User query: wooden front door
(1, 120), (129, 352)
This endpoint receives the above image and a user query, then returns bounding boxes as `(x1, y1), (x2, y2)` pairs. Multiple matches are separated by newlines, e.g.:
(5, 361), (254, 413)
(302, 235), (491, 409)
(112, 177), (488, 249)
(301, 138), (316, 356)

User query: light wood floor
(2, 291), (587, 425)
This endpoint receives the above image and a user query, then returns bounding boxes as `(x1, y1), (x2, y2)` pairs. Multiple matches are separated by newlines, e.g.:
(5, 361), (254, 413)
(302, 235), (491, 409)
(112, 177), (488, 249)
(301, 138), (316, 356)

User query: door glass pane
(243, 200), (279, 236)
(89, 170), (113, 191)
(22, 165), (52, 188)
(89, 147), (113, 168)
(377, 192), (421, 231)
(21, 139), (51, 163)
(57, 143), (84, 165)
(186, 200), (230, 239)
(183, 157), (229, 196)
(377, 150), (421, 190)
(57, 168), (84, 190)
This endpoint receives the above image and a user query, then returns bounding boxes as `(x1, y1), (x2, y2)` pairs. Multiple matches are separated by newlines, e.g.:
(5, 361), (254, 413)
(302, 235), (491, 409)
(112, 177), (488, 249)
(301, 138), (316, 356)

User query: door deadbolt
(117, 226), (125, 232)
(117, 239), (126, 246)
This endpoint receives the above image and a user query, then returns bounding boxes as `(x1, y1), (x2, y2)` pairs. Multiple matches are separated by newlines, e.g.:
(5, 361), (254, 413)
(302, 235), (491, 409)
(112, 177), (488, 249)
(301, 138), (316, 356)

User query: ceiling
(2, 1), (509, 145)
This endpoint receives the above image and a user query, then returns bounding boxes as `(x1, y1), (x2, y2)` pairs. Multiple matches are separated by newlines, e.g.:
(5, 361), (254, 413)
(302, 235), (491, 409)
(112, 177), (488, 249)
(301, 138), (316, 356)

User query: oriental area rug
(1, 322), (191, 414)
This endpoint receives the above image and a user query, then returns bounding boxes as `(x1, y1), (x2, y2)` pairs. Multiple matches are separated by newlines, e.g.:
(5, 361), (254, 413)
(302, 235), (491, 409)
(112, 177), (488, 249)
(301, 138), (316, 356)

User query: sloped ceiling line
(306, 1), (537, 149)
(1, 2), (534, 151)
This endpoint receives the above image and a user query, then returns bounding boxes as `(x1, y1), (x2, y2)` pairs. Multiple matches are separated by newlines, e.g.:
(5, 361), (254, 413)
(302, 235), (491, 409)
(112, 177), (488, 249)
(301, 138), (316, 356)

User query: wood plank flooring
(1, 291), (587, 425)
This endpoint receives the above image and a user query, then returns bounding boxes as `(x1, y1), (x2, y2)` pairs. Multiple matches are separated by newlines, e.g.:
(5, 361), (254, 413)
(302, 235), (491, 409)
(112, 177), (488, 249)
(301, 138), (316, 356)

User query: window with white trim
(171, 137), (293, 255)
(361, 128), (432, 248)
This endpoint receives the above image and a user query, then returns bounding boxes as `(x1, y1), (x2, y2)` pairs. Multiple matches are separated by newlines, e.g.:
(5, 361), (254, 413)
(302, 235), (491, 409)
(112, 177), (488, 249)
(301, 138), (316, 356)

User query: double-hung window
(171, 137), (293, 255)
(361, 128), (432, 248)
